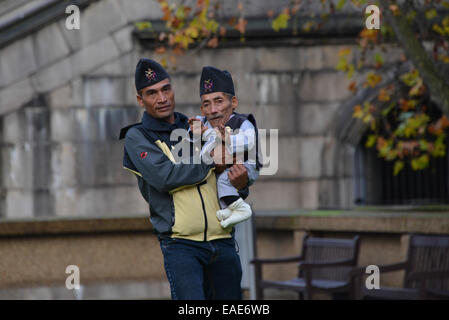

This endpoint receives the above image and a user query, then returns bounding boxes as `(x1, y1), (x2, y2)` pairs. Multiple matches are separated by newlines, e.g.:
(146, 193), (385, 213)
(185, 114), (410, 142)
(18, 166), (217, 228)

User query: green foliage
(272, 13), (290, 32)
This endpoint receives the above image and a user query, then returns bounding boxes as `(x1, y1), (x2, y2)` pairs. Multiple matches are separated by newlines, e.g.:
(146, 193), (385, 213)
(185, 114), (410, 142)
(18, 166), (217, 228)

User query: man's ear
(231, 96), (238, 110)
(136, 94), (144, 108)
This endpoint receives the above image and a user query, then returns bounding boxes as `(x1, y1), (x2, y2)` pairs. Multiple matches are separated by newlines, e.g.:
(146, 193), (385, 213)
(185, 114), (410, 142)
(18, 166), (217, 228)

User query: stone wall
(0, 0), (366, 219)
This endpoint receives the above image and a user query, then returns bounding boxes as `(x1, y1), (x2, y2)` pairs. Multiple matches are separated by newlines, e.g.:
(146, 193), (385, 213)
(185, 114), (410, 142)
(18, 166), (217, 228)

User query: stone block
(89, 52), (137, 77)
(47, 84), (72, 109)
(73, 140), (135, 187)
(233, 72), (259, 106)
(48, 78), (84, 109)
(321, 137), (339, 177)
(298, 71), (352, 102)
(298, 137), (325, 179)
(30, 56), (74, 94)
(32, 37), (121, 94)
(2, 144), (33, 190)
(170, 74), (201, 105)
(272, 136), (301, 179)
(58, 0), (128, 52)
(318, 178), (340, 208)
(50, 143), (77, 189)
(5, 190), (34, 219)
(2, 111), (25, 143)
(83, 77), (128, 107)
(53, 186), (148, 217)
(72, 36), (121, 76)
(50, 107), (141, 142)
(51, 140), (136, 189)
(298, 45), (355, 71)
(254, 47), (300, 72)
(297, 102), (340, 135)
(33, 23), (71, 69)
(0, 36), (37, 88)
(249, 180), (319, 210)
(112, 25), (135, 54)
(339, 177), (354, 209)
(125, 76), (140, 106)
(116, 0), (163, 22)
(0, 78), (35, 116)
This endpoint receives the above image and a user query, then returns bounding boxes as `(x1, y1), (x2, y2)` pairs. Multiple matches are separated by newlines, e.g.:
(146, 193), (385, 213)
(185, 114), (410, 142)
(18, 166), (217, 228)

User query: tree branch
(379, 0), (449, 117)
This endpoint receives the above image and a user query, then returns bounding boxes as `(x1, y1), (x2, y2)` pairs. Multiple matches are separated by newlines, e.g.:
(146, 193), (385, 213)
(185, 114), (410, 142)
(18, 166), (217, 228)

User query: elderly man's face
(200, 92), (237, 127)
(137, 78), (175, 123)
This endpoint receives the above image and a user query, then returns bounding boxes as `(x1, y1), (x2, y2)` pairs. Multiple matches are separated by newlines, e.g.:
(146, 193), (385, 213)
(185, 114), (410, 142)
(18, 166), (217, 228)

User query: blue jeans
(159, 237), (243, 300)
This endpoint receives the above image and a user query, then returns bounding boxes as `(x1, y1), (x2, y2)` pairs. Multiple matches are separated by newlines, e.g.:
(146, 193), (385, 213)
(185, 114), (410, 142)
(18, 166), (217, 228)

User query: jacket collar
(141, 111), (188, 132)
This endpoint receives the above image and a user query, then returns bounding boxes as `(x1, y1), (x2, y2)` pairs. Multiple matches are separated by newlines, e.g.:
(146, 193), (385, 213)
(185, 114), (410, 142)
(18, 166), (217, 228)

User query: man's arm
(125, 127), (214, 193)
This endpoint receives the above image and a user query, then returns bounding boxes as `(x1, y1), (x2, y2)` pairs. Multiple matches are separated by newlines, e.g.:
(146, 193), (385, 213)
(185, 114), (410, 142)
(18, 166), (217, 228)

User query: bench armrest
(407, 270), (449, 282)
(299, 259), (354, 270)
(251, 255), (303, 265)
(349, 261), (409, 278)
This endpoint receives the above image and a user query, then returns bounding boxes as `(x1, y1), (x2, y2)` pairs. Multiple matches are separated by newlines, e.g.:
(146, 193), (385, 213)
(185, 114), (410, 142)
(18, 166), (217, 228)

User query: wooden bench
(251, 234), (360, 299)
(351, 234), (449, 300)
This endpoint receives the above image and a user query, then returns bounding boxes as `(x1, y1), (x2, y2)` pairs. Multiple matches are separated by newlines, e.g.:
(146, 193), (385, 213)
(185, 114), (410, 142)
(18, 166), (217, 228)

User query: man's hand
(228, 164), (248, 190)
(188, 117), (208, 135)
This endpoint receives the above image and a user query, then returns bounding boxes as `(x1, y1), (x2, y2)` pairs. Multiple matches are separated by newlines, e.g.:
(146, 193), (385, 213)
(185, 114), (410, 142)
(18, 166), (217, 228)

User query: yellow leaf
(364, 72), (382, 88)
(393, 160), (404, 176)
(272, 13), (290, 32)
(365, 134), (377, 148)
(338, 48), (352, 57)
(425, 9), (437, 20)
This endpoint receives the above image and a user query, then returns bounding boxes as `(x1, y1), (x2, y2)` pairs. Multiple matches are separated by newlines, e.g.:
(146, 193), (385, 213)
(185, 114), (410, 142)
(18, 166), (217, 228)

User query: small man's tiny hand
(188, 117), (208, 135)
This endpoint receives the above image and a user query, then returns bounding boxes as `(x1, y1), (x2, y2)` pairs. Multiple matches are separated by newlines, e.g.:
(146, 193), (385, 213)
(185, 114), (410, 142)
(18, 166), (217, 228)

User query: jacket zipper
(197, 185), (208, 242)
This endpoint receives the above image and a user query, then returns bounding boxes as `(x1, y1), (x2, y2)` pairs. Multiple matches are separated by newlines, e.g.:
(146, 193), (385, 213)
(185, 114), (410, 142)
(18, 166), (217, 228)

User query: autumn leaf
(219, 26), (227, 36)
(234, 17), (248, 33)
(374, 52), (384, 68)
(393, 160), (404, 176)
(359, 29), (378, 41)
(348, 81), (357, 93)
(272, 13), (290, 32)
(161, 57), (168, 68)
(336, 0), (346, 10)
(409, 78), (425, 96)
(365, 134), (377, 148)
(389, 4), (400, 16)
(155, 46), (167, 54)
(425, 8), (438, 20)
(353, 104), (364, 118)
(339, 48), (352, 57)
(135, 21), (152, 31)
(411, 154), (429, 170)
(364, 72), (382, 88)
(207, 36), (219, 48)
(400, 69), (420, 86)
(378, 88), (390, 102)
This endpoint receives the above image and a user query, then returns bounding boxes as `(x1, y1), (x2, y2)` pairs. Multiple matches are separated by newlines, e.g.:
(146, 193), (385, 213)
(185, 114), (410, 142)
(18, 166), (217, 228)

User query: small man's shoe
(220, 198), (252, 228)
(216, 207), (232, 221)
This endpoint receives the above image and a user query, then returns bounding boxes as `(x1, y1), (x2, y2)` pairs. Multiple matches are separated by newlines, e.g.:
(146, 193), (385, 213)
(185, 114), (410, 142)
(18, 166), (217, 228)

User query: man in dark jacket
(120, 58), (249, 300)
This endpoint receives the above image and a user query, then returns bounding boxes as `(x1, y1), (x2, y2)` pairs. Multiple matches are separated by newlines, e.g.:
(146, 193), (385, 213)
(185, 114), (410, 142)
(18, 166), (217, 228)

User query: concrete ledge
(255, 208), (449, 234)
(0, 215), (152, 237)
(2, 207), (449, 238)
